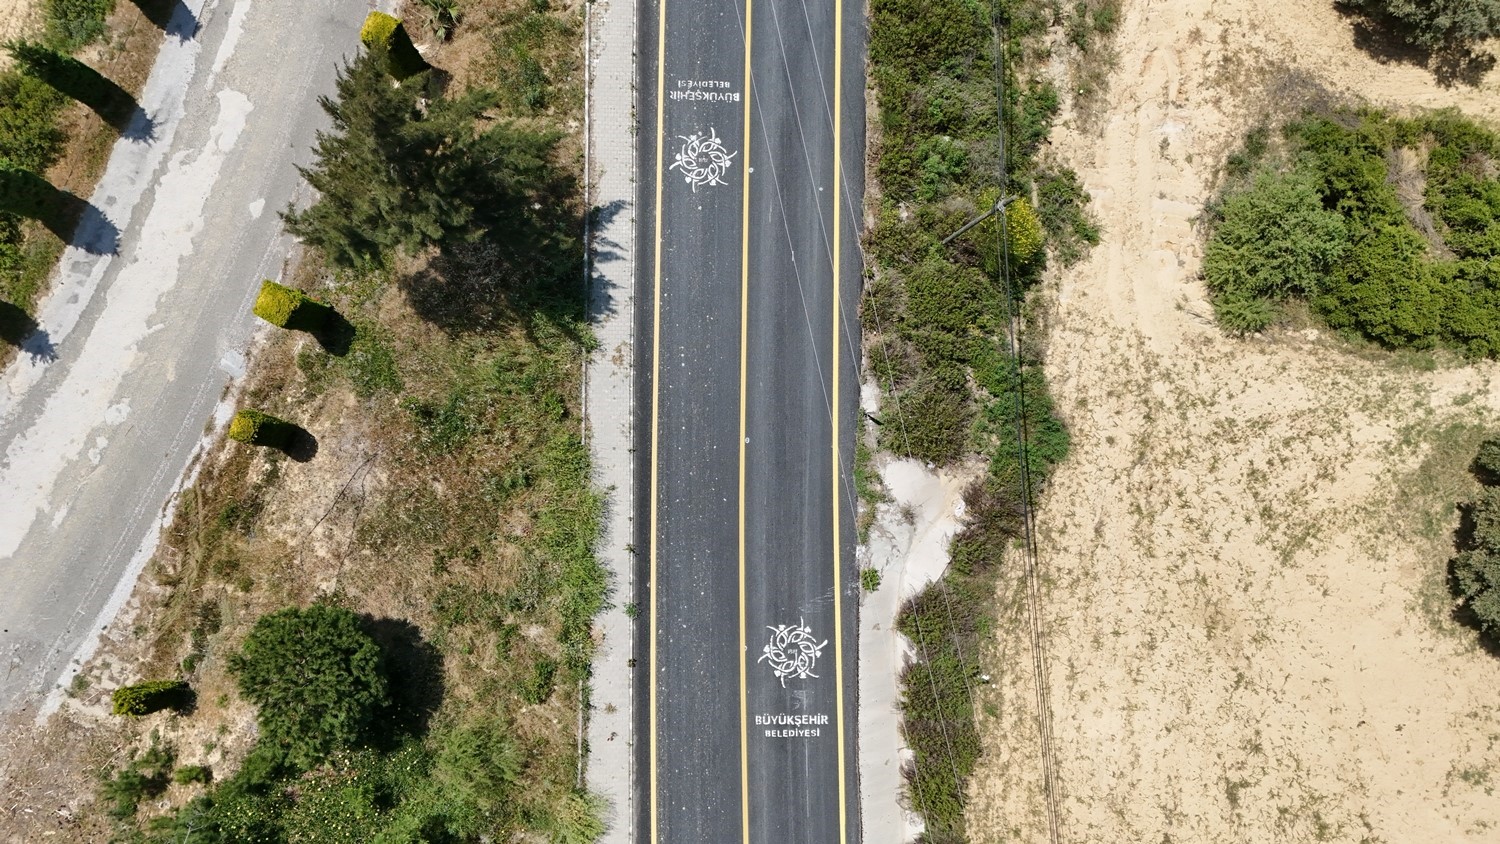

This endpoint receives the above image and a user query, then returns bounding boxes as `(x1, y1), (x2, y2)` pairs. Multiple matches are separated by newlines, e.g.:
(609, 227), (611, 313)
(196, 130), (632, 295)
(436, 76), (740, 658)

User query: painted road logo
(758, 619), (827, 687)
(669, 129), (736, 191)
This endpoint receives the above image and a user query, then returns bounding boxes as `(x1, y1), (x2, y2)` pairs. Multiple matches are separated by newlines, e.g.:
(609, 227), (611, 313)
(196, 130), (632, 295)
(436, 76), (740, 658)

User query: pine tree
(283, 48), (556, 268)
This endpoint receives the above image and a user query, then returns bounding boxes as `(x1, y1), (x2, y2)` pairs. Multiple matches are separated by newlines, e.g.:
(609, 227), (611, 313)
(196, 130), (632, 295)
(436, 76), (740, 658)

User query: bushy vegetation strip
(93, 4), (602, 842)
(1204, 108), (1500, 354)
(864, 0), (1096, 839)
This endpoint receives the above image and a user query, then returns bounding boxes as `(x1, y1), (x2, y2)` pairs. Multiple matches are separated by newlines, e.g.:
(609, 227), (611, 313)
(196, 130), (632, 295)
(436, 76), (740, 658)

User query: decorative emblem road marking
(758, 619), (828, 687)
(669, 128), (737, 191)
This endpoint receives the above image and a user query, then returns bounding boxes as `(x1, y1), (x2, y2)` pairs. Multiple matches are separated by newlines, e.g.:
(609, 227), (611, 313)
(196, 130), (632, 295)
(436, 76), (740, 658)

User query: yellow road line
(738, 2), (755, 843)
(649, 0), (667, 839)
(831, 0), (850, 839)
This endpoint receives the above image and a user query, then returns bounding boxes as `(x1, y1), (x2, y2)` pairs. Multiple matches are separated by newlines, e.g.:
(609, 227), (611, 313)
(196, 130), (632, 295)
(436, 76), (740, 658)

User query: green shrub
(1035, 167), (1101, 267)
(228, 604), (389, 770)
(1003, 197), (1044, 267)
(1338, 0), (1500, 50)
(1202, 168), (1347, 306)
(99, 739), (174, 820)
(360, 12), (431, 80)
(173, 764), (212, 785)
(430, 719), (521, 817)
(43, 0), (113, 51)
(1476, 438), (1500, 481)
(0, 71), (67, 172)
(251, 279), (329, 331)
(915, 134), (968, 201)
(111, 679), (191, 716)
(545, 790), (605, 844)
(974, 346), (1071, 480)
(1211, 290), (1277, 335)
(884, 375), (973, 464)
(860, 567), (882, 591)
(520, 656), (557, 705)
(1453, 484), (1500, 639)
(226, 408), (294, 448)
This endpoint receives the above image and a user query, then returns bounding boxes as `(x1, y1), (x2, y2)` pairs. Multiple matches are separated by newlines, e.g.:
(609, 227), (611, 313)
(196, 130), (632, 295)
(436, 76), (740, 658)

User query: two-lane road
(635, 0), (865, 840)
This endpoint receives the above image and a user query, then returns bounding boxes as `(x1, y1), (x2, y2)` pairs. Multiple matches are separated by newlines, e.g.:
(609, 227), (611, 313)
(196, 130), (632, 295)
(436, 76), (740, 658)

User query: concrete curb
(582, 0), (637, 839)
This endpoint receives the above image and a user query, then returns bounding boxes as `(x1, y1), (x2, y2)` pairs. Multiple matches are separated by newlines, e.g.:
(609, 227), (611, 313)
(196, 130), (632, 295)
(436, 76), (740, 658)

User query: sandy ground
(967, 2), (1500, 842)
(0, 0), (36, 69)
(0, 0), (35, 41)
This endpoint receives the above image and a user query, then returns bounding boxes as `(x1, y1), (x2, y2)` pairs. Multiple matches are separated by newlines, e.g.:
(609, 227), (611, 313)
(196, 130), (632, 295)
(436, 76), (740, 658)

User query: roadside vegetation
(864, 0), (1105, 840)
(1204, 108), (1500, 353)
(0, 0), (177, 355)
(31, 2), (604, 841)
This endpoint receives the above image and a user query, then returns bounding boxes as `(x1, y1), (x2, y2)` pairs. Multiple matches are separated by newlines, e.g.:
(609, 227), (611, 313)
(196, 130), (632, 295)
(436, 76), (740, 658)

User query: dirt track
(967, 2), (1500, 842)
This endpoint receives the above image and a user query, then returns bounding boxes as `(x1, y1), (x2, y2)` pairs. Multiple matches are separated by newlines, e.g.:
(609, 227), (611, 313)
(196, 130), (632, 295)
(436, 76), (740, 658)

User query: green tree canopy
(283, 48), (557, 269)
(228, 604), (389, 770)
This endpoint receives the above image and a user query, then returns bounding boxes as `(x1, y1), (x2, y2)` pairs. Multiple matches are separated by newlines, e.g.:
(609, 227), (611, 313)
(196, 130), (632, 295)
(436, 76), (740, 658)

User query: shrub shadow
(311, 309), (356, 356)
(166, 684), (199, 715)
(279, 425), (319, 463)
(1446, 501), (1500, 655)
(359, 617), (444, 742)
(1339, 5), (1497, 88)
(0, 300), (57, 361)
(128, 0), (201, 40)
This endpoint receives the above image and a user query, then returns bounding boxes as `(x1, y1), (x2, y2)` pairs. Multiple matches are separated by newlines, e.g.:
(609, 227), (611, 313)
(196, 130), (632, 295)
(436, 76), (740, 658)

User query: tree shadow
(401, 230), (586, 342)
(586, 198), (629, 320)
(0, 300), (57, 361)
(358, 617), (444, 742)
(1, 169), (120, 254)
(127, 0), (201, 40)
(10, 45), (155, 138)
(1339, 5), (1497, 88)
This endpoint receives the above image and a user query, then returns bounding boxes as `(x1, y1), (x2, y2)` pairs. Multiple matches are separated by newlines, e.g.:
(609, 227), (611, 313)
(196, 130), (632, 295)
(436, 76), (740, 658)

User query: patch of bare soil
(0, 0), (36, 51)
(968, 2), (1500, 842)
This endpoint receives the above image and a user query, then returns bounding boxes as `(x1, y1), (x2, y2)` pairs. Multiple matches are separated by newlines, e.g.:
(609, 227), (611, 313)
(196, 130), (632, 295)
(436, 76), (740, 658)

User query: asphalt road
(636, 0), (866, 840)
(0, 0), (376, 714)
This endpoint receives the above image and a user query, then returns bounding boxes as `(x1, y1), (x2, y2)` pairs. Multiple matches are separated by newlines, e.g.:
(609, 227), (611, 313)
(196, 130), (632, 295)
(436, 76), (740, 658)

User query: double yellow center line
(648, 0), (849, 840)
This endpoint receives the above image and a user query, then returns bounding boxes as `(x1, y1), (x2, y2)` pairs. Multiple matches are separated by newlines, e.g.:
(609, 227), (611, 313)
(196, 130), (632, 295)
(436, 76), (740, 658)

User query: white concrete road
(0, 0), (383, 716)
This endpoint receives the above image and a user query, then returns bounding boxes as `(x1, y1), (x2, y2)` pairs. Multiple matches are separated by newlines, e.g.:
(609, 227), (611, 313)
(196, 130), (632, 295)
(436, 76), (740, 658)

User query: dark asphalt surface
(635, 0), (865, 841)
